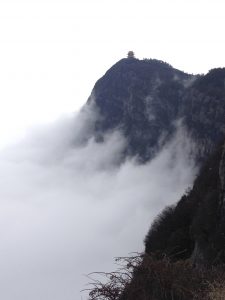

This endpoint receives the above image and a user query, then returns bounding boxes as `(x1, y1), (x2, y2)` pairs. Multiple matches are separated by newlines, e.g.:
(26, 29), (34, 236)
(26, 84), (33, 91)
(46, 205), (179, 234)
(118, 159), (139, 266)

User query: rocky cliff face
(87, 57), (225, 162)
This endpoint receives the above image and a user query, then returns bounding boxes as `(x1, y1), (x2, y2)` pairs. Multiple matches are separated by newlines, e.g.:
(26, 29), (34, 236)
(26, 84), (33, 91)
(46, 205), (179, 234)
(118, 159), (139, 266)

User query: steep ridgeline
(87, 140), (225, 300)
(86, 58), (225, 299)
(145, 140), (225, 265)
(114, 141), (225, 300)
(87, 57), (225, 162)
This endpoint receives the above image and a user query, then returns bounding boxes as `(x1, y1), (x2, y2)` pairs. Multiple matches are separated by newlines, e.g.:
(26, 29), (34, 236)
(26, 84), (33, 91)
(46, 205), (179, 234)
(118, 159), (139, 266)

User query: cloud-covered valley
(0, 106), (197, 300)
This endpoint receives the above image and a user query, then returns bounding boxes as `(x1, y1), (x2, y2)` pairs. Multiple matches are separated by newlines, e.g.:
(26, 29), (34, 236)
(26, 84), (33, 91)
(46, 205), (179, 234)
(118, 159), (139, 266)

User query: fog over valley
(0, 105), (197, 299)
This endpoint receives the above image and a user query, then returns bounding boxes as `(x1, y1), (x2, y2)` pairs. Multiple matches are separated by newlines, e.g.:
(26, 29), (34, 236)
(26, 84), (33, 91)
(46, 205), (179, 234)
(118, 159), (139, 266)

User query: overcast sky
(0, 0), (225, 144)
(0, 1), (217, 298)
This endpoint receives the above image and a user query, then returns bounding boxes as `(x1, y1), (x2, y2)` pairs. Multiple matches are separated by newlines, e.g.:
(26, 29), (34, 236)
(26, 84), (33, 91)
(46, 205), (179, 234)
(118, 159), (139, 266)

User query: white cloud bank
(0, 106), (197, 300)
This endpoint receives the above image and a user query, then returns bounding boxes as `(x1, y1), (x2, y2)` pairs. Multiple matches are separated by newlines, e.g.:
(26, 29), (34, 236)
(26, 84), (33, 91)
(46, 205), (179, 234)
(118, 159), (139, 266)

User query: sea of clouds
(0, 105), (197, 299)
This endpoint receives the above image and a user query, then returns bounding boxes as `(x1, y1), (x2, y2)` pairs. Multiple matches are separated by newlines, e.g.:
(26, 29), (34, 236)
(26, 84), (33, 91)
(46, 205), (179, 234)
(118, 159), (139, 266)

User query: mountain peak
(85, 58), (225, 300)
(86, 57), (225, 162)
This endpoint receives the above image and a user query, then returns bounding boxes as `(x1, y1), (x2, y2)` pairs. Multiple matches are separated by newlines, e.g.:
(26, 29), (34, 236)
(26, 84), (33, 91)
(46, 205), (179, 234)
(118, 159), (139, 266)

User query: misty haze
(0, 102), (196, 299)
(0, 0), (225, 298)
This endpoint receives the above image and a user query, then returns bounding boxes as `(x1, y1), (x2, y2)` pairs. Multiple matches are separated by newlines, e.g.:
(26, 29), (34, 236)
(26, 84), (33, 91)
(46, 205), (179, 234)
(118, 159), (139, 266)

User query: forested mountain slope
(87, 57), (225, 162)
(85, 56), (225, 299)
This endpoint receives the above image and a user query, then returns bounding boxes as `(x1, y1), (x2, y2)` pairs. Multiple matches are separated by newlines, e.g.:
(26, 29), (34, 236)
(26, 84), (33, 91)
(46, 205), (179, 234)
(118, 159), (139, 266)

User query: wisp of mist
(0, 105), (197, 300)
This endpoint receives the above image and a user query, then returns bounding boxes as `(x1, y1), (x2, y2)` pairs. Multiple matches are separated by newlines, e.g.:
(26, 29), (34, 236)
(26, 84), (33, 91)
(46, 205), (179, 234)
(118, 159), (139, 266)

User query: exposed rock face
(87, 58), (225, 162)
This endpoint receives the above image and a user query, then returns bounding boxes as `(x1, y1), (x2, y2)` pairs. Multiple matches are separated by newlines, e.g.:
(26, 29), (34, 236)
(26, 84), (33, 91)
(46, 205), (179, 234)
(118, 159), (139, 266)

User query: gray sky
(0, 1), (223, 298)
(0, 0), (225, 145)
